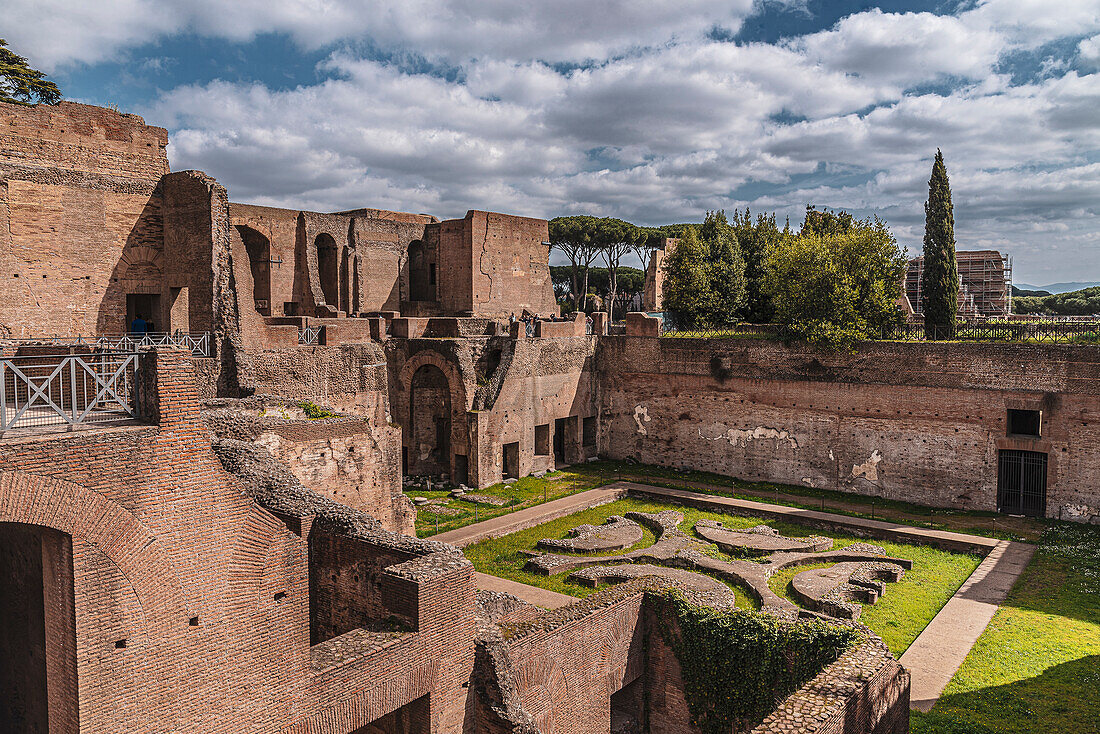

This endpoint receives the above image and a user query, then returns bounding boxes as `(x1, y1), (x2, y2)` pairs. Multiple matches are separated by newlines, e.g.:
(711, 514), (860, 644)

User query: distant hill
(1015, 281), (1100, 294)
(1012, 285), (1051, 297)
(1014, 285), (1100, 315)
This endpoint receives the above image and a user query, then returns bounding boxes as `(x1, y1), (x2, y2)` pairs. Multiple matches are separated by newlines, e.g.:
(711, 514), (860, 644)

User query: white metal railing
(299, 326), (322, 345)
(3, 332), (212, 357)
(1, 352), (140, 432)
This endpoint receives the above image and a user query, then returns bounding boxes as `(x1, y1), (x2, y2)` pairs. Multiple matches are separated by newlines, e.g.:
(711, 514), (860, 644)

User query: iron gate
(997, 449), (1047, 516)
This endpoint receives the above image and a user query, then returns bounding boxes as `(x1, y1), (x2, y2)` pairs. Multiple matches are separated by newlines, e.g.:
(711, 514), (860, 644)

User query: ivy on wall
(657, 591), (859, 734)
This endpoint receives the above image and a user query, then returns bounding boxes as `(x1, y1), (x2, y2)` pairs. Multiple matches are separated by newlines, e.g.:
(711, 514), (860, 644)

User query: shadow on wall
(96, 193), (166, 335)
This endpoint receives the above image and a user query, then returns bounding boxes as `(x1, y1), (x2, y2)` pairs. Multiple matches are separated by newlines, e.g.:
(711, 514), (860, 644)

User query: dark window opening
(1007, 409), (1041, 437)
(997, 449), (1047, 517)
(583, 416), (597, 448)
(535, 424), (550, 456)
(429, 263), (436, 286)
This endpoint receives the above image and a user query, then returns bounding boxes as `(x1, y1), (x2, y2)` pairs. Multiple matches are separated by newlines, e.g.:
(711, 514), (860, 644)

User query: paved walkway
(432, 484), (627, 548)
(442, 479), (1034, 711)
(473, 572), (574, 609)
(899, 539), (1035, 711)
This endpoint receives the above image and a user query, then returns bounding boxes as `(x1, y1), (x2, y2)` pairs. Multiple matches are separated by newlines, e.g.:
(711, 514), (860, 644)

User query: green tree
(766, 214), (906, 350)
(661, 211), (747, 328)
(549, 215), (600, 311)
(661, 228), (714, 329)
(920, 150), (959, 339)
(730, 209), (785, 323)
(699, 210), (747, 324)
(595, 217), (645, 319)
(0, 39), (61, 106)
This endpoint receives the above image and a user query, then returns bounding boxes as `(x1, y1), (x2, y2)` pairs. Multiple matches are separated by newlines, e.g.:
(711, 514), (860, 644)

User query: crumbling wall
(599, 337), (1100, 519)
(204, 397), (412, 534)
(0, 101), (168, 337)
(433, 211), (556, 318)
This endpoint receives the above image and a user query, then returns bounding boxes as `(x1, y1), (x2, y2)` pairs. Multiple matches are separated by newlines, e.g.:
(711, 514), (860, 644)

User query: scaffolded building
(905, 250), (1013, 317)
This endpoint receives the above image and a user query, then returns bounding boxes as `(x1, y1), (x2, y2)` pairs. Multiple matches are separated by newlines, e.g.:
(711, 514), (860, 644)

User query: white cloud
(792, 10), (1004, 85)
(7, 0), (1098, 281)
(4, 0), (755, 69)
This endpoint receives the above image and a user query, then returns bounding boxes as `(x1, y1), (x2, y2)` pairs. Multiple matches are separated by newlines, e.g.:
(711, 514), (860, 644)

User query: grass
(572, 459), (1047, 543)
(463, 497), (979, 656)
(410, 469), (605, 537)
(911, 522), (1100, 734)
(413, 459), (1048, 542)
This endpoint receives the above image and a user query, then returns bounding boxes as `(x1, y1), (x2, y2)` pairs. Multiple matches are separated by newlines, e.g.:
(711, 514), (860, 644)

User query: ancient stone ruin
(2, 95), (1091, 733)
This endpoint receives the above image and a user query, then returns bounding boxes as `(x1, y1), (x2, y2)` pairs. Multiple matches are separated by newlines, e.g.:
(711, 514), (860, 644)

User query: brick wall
(0, 102), (169, 337)
(0, 349), (476, 733)
(388, 334), (597, 487)
(432, 211), (557, 318)
(599, 337), (1100, 519)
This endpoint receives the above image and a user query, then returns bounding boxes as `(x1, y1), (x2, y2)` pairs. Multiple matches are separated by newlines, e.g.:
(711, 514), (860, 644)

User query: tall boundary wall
(597, 336), (1100, 520)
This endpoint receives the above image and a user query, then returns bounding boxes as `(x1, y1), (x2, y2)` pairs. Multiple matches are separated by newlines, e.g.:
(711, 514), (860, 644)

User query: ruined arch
(314, 233), (339, 307)
(398, 351), (470, 480)
(0, 471), (185, 730)
(236, 226), (272, 316)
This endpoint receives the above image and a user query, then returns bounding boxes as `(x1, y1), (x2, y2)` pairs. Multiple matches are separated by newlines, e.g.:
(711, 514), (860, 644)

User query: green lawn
(412, 459), (1047, 543)
(464, 497), (979, 656)
(911, 522), (1100, 734)
(410, 469), (604, 536)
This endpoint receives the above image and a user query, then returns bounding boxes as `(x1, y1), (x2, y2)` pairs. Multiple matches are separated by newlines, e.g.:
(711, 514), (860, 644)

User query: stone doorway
(997, 449), (1047, 516)
(0, 523), (78, 734)
(126, 292), (161, 333)
(408, 364), (452, 478)
(503, 441), (520, 479)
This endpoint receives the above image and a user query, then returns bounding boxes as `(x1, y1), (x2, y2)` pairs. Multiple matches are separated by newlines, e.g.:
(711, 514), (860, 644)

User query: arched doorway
(408, 364), (452, 477)
(315, 233), (339, 307)
(237, 226), (272, 315)
(0, 522), (77, 733)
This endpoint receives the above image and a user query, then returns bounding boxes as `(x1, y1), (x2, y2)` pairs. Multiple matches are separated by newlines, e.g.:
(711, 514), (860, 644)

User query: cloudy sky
(6, 0), (1099, 283)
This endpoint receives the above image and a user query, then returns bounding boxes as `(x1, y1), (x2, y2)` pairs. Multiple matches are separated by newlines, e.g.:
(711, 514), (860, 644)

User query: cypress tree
(920, 149), (958, 339)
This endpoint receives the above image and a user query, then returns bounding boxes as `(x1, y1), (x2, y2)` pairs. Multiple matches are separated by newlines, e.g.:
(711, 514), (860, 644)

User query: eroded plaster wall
(599, 337), (1100, 519)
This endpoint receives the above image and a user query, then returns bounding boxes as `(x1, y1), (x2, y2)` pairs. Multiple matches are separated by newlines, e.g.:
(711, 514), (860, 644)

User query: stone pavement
(473, 572), (574, 609)
(442, 479), (1035, 709)
(899, 539), (1035, 711)
(431, 484), (627, 548)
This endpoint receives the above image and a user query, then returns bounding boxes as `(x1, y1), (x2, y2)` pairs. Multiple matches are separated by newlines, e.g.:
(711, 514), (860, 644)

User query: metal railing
(660, 320), (780, 339)
(1, 352), (140, 432)
(3, 332), (212, 357)
(658, 318), (1100, 344)
(299, 325), (322, 345)
(878, 320), (1100, 343)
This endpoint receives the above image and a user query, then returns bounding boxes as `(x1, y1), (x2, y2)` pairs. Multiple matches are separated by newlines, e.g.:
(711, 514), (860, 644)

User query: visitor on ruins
(130, 313), (147, 335)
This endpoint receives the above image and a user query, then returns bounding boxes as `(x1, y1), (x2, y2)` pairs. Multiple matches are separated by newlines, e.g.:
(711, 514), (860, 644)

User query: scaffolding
(905, 250), (1012, 318)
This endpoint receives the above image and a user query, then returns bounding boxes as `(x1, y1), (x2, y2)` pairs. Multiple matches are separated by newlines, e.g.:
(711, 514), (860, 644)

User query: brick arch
(398, 349), (469, 412)
(0, 470), (187, 629)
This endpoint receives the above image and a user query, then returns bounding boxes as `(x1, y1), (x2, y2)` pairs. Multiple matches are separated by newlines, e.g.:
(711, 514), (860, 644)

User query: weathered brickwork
(599, 336), (1100, 520)
(0, 350), (474, 733)
(387, 333), (597, 487)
